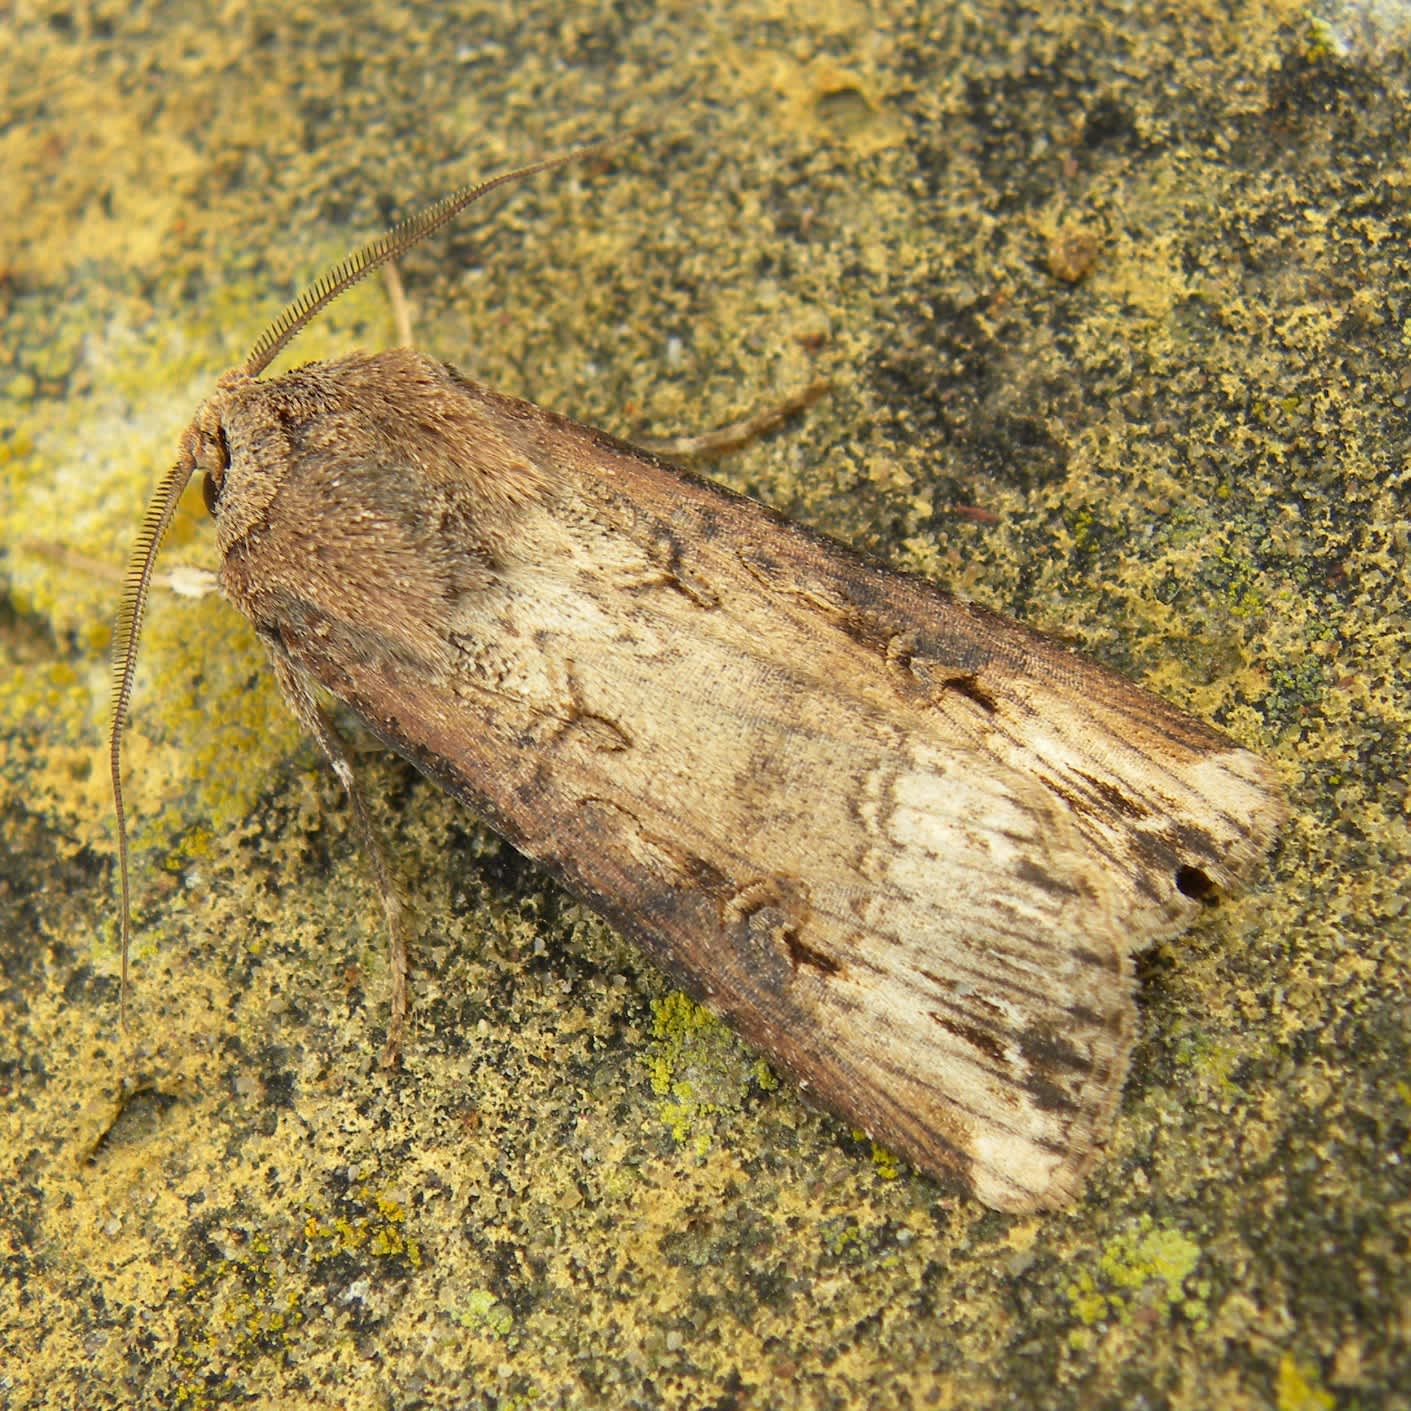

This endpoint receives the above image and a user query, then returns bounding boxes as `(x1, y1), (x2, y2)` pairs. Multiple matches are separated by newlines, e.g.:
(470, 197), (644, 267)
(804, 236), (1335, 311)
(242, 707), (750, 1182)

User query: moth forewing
(198, 348), (1282, 1212)
(113, 152), (1284, 1213)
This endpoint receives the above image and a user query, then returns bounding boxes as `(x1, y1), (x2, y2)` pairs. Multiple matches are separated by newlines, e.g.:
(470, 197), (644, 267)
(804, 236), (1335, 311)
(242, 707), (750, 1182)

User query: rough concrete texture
(2, 1), (1407, 1407)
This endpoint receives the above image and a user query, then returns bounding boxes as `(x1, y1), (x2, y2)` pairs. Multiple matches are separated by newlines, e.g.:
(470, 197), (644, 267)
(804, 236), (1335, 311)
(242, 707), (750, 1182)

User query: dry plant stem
(24, 542), (219, 598)
(637, 378), (832, 459)
(382, 261), (414, 349)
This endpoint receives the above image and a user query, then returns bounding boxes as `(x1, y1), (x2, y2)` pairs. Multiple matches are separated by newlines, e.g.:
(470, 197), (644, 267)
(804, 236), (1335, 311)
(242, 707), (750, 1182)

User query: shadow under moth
(111, 144), (1285, 1213)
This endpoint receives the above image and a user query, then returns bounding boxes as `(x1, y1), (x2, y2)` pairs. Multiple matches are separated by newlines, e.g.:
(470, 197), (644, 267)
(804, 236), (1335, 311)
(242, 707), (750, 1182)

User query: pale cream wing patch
(792, 742), (1132, 1211)
(430, 514), (1138, 1211)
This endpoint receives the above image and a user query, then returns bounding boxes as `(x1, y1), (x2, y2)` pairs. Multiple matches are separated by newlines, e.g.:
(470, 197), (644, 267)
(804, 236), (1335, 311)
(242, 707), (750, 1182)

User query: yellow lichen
(1276, 1353), (1336, 1411)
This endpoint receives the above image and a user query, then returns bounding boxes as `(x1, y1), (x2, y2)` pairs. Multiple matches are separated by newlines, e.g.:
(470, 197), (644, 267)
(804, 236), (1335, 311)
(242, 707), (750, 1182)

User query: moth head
(181, 371), (279, 558)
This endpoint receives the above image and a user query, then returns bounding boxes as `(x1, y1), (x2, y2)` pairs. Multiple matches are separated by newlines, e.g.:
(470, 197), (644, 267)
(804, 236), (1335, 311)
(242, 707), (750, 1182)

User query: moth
(111, 145), (1284, 1213)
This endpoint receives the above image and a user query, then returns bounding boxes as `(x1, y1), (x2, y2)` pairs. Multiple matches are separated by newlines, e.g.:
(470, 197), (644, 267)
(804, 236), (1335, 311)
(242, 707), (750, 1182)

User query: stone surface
(2, 2), (1407, 1407)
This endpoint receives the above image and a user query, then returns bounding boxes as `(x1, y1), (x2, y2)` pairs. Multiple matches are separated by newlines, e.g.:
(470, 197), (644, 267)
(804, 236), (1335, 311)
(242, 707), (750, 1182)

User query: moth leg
(265, 638), (410, 1067)
(635, 378), (830, 459)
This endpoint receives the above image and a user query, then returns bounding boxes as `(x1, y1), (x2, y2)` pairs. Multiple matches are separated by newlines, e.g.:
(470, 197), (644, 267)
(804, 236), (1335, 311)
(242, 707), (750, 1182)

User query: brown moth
(111, 145), (1284, 1212)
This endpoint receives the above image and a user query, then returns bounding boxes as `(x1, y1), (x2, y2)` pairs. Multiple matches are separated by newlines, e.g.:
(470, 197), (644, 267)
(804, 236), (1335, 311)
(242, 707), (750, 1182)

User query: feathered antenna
(109, 137), (625, 1024)
(245, 139), (621, 378)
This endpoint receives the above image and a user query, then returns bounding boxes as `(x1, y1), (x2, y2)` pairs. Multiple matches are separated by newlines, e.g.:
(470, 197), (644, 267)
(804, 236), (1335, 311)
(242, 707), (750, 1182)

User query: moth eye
(201, 469), (222, 515)
(201, 425), (231, 516)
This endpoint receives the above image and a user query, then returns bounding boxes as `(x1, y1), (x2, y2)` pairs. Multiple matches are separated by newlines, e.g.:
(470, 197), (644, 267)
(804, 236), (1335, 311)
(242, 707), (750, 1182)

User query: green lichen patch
(642, 991), (772, 1157)
(1065, 1217), (1210, 1336)
(168, 1236), (310, 1410)
(451, 1288), (516, 1341)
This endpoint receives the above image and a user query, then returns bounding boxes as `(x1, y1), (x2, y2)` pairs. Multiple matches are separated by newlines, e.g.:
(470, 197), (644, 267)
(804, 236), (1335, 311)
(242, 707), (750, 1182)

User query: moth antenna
(244, 136), (626, 378)
(109, 435), (201, 1027)
(110, 135), (628, 1025)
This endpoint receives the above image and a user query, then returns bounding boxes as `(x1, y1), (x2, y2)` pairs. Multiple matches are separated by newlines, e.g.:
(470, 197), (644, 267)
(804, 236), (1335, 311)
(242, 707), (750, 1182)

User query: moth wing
(337, 574), (1136, 1211)
(238, 363), (1281, 1210)
(384, 573), (1133, 1210)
